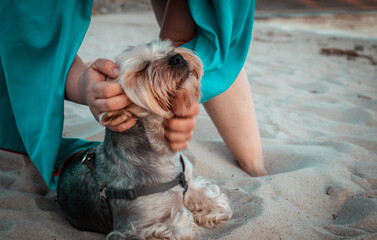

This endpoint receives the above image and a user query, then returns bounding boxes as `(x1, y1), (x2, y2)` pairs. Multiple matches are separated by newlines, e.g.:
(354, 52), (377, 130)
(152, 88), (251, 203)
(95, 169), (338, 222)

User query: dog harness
(81, 152), (188, 223)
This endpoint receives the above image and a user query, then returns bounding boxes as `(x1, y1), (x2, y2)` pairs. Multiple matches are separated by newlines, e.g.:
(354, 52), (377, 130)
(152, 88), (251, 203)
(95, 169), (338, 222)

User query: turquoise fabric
(0, 0), (255, 190)
(0, 0), (99, 189)
(183, 0), (255, 103)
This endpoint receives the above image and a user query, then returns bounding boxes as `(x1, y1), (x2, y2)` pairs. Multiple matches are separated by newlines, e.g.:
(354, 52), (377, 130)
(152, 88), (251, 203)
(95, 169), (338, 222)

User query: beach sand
(1, 11), (377, 240)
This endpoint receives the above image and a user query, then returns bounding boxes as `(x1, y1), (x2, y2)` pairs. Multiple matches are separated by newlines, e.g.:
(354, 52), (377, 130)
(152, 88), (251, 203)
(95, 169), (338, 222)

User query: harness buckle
(100, 187), (108, 200)
(125, 189), (137, 200)
(178, 172), (188, 193)
(81, 152), (95, 170)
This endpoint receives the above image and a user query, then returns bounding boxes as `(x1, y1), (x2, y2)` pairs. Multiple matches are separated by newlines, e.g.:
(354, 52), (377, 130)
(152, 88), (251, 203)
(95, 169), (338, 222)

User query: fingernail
(113, 67), (120, 76)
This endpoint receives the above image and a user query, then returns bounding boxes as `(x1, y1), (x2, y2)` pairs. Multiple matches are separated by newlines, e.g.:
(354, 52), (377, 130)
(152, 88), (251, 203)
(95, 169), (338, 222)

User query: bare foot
(10, 155), (47, 195)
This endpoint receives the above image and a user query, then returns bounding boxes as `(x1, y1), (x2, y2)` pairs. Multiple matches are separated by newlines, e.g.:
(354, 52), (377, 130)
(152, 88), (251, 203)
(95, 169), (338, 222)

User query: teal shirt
(0, 1), (99, 189)
(183, 0), (255, 103)
(0, 0), (254, 189)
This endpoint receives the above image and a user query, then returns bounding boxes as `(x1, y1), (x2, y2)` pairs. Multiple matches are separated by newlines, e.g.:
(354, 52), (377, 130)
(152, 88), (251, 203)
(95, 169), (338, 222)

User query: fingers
(175, 102), (200, 117)
(90, 58), (120, 80)
(93, 94), (131, 113)
(165, 117), (196, 133)
(106, 118), (138, 132)
(164, 127), (194, 141)
(169, 142), (188, 151)
(91, 81), (124, 98)
(85, 58), (131, 118)
(164, 112), (197, 151)
(164, 128), (193, 150)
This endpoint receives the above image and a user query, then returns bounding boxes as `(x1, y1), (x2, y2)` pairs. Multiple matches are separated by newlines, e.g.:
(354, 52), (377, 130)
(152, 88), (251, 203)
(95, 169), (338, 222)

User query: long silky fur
(57, 40), (231, 240)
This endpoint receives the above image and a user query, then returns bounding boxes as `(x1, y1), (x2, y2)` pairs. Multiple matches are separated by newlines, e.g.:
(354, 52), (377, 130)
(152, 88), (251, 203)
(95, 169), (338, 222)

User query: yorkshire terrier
(57, 40), (231, 239)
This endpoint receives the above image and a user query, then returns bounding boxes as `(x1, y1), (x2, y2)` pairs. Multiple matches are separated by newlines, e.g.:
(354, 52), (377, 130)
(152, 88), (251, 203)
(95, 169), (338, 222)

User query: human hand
(80, 58), (137, 132)
(164, 102), (200, 150)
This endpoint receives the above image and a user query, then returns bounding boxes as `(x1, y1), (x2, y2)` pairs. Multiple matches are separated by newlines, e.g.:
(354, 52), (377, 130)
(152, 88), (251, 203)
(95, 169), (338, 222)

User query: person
(150, 0), (267, 177)
(0, 0), (198, 193)
(0, 0), (266, 194)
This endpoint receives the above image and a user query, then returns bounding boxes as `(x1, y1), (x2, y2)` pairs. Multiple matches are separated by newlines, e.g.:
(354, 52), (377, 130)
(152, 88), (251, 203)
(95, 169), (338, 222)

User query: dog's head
(101, 40), (203, 126)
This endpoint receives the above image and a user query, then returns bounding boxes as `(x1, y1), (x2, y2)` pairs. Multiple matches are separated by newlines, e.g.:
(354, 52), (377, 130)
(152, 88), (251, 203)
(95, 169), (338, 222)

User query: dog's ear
(121, 68), (173, 118)
(100, 104), (150, 126)
(100, 109), (131, 126)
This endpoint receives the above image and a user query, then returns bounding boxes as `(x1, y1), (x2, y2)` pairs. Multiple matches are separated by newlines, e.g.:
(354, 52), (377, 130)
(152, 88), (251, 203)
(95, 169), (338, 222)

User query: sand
(1, 11), (377, 240)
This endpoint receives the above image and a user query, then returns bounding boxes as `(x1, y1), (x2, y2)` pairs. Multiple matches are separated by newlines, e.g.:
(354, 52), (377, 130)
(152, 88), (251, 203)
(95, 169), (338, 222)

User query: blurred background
(255, 0), (377, 18)
(91, 0), (377, 16)
(90, 0), (377, 41)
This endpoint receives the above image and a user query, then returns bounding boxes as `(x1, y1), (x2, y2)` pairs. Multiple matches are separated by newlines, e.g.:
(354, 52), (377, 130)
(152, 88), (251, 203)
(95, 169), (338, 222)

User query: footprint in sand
(263, 144), (331, 175)
(0, 221), (14, 237)
(201, 188), (264, 240)
(326, 193), (377, 238)
(325, 157), (377, 239)
(352, 162), (377, 189)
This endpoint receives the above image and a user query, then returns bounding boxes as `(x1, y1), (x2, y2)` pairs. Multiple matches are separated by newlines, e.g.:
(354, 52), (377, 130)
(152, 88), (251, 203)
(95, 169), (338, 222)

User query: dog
(57, 40), (232, 239)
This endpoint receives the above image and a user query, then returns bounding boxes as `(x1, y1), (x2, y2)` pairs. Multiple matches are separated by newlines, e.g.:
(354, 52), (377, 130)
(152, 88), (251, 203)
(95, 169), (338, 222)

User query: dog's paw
(140, 207), (198, 240)
(185, 177), (232, 228)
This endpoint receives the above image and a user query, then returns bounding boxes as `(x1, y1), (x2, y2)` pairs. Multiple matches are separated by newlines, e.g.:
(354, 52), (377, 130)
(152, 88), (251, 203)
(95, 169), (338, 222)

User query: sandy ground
(1, 12), (377, 240)
(255, 12), (377, 39)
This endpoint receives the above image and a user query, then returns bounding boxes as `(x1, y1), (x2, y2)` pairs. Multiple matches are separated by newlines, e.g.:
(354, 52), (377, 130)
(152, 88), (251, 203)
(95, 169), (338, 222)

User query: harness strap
(81, 153), (188, 222)
(100, 156), (188, 200)
(81, 151), (114, 224)
(101, 171), (187, 200)
(81, 152), (188, 225)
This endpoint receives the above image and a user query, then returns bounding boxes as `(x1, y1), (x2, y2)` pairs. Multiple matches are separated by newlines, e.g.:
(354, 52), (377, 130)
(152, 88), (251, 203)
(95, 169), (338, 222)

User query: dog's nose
(169, 54), (187, 67)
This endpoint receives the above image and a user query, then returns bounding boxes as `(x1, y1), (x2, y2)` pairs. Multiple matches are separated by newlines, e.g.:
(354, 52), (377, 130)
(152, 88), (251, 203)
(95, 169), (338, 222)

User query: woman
(0, 0), (265, 194)
(151, 0), (267, 177)
(0, 0), (198, 192)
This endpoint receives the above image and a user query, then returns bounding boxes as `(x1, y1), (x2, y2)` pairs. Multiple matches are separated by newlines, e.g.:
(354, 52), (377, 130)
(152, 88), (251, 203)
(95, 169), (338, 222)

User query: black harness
(81, 152), (188, 223)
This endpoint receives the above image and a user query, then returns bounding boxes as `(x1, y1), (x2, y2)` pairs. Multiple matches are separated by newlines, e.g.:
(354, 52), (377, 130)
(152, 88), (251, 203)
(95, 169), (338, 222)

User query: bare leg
(203, 68), (267, 177)
(150, 0), (196, 46)
(151, 1), (266, 176)
(150, 0), (167, 27)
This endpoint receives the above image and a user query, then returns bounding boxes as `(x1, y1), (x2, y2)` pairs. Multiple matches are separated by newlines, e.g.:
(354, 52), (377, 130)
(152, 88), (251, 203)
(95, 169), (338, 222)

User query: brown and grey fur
(57, 40), (231, 239)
